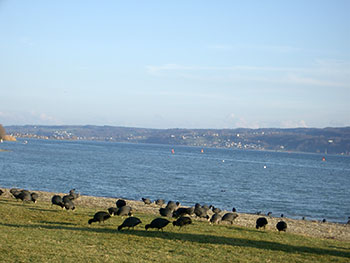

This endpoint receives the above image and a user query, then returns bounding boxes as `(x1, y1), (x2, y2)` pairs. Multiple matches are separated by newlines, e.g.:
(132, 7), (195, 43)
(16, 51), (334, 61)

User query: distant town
(4, 125), (350, 155)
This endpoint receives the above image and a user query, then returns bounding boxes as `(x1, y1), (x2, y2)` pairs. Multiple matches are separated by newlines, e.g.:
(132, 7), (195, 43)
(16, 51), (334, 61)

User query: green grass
(0, 198), (349, 263)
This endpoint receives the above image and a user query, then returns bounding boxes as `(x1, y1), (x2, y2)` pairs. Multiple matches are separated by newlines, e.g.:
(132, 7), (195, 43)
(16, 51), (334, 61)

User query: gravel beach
(2, 188), (349, 242)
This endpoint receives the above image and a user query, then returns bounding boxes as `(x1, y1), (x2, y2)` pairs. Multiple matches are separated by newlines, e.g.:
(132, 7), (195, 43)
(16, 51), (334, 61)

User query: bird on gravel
(210, 213), (222, 224)
(145, 218), (170, 231)
(276, 221), (287, 232)
(221, 212), (238, 224)
(173, 216), (192, 228)
(116, 199), (126, 208)
(88, 211), (111, 224)
(117, 217), (142, 231)
(0, 189), (4, 196)
(256, 217), (268, 229)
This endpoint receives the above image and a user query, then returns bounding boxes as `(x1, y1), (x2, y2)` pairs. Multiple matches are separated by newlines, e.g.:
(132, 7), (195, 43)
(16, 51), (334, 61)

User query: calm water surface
(1, 139), (349, 223)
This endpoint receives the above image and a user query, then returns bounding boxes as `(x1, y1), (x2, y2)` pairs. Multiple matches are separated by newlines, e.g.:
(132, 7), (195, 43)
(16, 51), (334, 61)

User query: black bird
(232, 207), (237, 212)
(256, 217), (268, 229)
(142, 198), (152, 205)
(276, 221), (287, 232)
(194, 207), (209, 220)
(347, 217), (350, 224)
(16, 190), (32, 202)
(10, 188), (21, 198)
(108, 207), (118, 216)
(159, 207), (172, 217)
(88, 211), (111, 224)
(280, 214), (284, 218)
(155, 199), (165, 206)
(322, 218), (327, 223)
(51, 195), (65, 208)
(267, 212), (272, 217)
(118, 217), (142, 230)
(116, 199), (126, 208)
(0, 189), (4, 196)
(210, 213), (222, 224)
(173, 216), (192, 228)
(145, 218), (170, 231)
(172, 207), (194, 218)
(116, 206), (132, 216)
(221, 212), (238, 224)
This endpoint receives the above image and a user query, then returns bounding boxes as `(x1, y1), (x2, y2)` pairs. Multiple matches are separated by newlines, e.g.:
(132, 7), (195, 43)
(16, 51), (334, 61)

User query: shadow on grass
(1, 222), (349, 258)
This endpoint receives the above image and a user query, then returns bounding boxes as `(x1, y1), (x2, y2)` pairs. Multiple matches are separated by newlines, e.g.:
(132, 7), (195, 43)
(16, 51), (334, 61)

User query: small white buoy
(263, 165), (267, 169)
(222, 160), (225, 163)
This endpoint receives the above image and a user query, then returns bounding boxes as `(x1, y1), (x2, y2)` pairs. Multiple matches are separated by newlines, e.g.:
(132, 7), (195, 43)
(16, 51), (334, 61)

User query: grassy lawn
(0, 197), (349, 263)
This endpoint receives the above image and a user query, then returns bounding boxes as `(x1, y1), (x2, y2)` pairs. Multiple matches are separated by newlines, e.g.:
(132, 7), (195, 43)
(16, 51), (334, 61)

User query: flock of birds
(2, 188), (349, 232)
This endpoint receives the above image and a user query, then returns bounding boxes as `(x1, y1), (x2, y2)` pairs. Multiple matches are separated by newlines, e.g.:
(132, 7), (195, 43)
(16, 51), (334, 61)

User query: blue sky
(1, 0), (349, 129)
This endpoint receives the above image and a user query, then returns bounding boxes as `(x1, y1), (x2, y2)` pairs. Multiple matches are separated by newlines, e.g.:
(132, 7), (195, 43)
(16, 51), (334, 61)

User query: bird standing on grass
(145, 218), (170, 231)
(173, 216), (192, 228)
(51, 195), (65, 208)
(88, 211), (111, 224)
(118, 217), (142, 230)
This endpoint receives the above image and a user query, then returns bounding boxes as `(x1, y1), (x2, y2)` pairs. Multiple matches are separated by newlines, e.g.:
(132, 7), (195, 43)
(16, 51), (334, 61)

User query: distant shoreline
(5, 125), (350, 155)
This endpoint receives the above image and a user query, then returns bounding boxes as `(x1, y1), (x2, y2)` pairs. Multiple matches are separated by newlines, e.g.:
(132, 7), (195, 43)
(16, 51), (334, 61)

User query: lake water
(1, 139), (349, 223)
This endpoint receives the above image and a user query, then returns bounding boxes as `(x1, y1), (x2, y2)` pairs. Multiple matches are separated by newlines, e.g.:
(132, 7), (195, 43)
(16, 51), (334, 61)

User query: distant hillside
(5, 125), (350, 155)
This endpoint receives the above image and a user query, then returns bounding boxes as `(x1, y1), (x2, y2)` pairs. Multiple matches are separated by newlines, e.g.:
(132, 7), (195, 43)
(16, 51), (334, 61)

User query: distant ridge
(5, 125), (350, 155)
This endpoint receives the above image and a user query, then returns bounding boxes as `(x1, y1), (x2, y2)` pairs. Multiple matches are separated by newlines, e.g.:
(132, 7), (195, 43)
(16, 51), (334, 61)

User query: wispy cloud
(146, 61), (350, 88)
(207, 44), (302, 53)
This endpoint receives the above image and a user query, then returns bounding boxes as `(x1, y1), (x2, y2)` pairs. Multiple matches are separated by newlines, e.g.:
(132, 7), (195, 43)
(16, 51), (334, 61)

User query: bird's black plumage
(276, 221), (287, 232)
(210, 213), (221, 224)
(118, 217), (142, 230)
(159, 207), (172, 217)
(173, 216), (192, 228)
(51, 195), (64, 208)
(88, 211), (111, 224)
(221, 212), (238, 224)
(116, 199), (126, 208)
(145, 218), (170, 231)
(172, 207), (194, 218)
(256, 217), (268, 229)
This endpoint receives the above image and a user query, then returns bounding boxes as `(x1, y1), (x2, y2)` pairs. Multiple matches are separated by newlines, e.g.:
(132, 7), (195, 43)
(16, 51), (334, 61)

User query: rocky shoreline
(1, 188), (349, 242)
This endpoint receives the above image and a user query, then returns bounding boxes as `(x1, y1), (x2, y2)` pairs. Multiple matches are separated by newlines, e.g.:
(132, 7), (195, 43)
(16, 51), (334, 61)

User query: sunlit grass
(0, 197), (349, 262)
